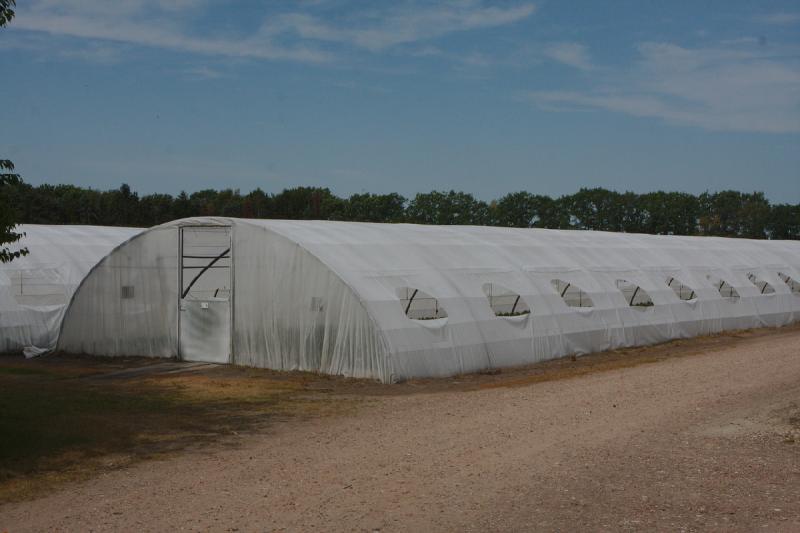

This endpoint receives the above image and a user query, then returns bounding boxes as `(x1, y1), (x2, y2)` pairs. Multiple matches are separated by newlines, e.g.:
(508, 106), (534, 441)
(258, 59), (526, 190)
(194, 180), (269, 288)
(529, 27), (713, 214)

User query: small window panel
(615, 279), (654, 308)
(397, 287), (448, 320)
(121, 285), (135, 299)
(778, 272), (800, 295)
(666, 277), (697, 302)
(551, 279), (594, 308)
(707, 275), (740, 300)
(746, 273), (775, 295)
(482, 283), (530, 317)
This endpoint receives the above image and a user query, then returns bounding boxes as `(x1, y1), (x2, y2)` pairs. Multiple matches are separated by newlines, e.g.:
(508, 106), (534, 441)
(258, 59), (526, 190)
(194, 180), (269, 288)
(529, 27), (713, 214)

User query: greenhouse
(0, 224), (141, 356)
(46, 217), (800, 382)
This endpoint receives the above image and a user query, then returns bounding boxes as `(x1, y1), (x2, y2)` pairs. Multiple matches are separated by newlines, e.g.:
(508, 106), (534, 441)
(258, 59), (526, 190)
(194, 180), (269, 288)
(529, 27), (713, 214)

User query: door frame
(176, 224), (234, 363)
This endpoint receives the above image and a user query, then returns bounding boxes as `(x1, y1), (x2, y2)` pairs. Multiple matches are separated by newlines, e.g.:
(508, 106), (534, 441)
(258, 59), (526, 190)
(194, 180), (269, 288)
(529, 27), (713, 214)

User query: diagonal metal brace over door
(181, 247), (230, 299)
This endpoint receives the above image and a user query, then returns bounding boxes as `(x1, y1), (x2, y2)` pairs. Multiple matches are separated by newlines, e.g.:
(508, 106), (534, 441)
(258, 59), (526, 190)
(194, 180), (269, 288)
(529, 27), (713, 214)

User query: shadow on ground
(0, 356), (358, 503)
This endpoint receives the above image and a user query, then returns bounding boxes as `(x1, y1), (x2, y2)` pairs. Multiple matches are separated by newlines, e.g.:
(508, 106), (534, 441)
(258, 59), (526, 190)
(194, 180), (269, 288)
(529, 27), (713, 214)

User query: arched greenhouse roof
(55, 217), (800, 382)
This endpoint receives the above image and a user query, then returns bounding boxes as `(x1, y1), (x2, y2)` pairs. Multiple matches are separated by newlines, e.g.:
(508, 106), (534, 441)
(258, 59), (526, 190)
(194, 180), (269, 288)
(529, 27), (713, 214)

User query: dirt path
(3, 329), (800, 532)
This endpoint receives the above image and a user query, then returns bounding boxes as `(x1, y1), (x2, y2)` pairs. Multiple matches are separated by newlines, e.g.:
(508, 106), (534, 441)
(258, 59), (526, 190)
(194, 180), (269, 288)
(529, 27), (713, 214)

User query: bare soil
(2, 325), (800, 531)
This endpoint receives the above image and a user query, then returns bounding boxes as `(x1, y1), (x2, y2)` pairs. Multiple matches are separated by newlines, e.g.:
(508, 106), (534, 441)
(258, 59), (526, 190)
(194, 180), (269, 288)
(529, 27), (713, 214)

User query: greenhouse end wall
(58, 225), (179, 357)
(57, 220), (392, 381)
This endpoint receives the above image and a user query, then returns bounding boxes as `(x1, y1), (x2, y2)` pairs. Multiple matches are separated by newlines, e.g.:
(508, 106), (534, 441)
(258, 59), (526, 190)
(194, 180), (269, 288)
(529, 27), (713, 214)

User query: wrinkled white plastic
(54, 218), (800, 382)
(0, 224), (141, 355)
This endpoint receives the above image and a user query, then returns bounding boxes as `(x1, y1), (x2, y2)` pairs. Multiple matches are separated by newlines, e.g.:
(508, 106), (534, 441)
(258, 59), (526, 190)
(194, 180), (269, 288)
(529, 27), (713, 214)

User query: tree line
(2, 182), (798, 239)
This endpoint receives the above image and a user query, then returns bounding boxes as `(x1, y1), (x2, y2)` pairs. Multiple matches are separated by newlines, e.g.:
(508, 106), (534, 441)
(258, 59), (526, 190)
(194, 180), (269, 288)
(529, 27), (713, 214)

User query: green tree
(0, 2), (25, 261)
(406, 190), (489, 225)
(102, 184), (141, 226)
(172, 191), (194, 219)
(564, 188), (625, 231)
(639, 191), (700, 235)
(697, 191), (770, 238)
(2, 175), (796, 241)
(198, 188), (245, 218)
(0, 0), (15, 27)
(139, 193), (176, 226)
(698, 191), (739, 236)
(343, 193), (406, 222)
(766, 204), (800, 240)
(738, 192), (771, 239)
(618, 191), (648, 233)
(241, 188), (274, 218)
(491, 191), (539, 227)
(0, 160), (28, 262)
(272, 187), (344, 219)
(491, 192), (570, 229)
(534, 196), (571, 229)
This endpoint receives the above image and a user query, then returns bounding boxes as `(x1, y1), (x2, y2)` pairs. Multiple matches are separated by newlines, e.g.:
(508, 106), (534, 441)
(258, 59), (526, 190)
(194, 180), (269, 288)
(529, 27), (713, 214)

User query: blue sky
(1, 0), (799, 202)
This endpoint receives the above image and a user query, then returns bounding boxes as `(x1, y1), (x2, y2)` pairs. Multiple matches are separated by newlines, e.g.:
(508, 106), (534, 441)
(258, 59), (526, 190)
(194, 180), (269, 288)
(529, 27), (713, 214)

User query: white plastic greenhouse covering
(53, 217), (800, 383)
(0, 224), (142, 356)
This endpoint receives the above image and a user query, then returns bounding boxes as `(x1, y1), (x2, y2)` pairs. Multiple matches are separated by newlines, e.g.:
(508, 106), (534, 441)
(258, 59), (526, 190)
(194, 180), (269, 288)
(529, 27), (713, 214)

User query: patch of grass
(0, 366), (53, 376)
(0, 358), (357, 503)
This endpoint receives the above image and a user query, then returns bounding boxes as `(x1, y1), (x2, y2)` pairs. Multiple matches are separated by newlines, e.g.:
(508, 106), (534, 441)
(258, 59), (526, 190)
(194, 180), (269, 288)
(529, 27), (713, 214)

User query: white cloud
(756, 12), (800, 25)
(406, 44), (498, 70)
(719, 37), (761, 46)
(12, 0), (332, 63)
(543, 42), (592, 70)
(11, 1), (536, 65)
(182, 66), (223, 80)
(264, 2), (537, 52)
(526, 41), (800, 133)
(408, 45), (446, 58)
(23, 0), (209, 19)
(59, 43), (122, 65)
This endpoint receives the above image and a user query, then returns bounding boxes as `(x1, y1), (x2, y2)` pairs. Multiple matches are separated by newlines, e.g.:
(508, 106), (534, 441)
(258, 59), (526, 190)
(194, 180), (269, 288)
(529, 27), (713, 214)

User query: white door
(178, 226), (232, 363)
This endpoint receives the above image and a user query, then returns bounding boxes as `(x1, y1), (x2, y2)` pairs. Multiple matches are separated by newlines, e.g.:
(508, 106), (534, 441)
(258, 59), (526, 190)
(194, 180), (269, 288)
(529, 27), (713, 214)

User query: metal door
(178, 226), (232, 363)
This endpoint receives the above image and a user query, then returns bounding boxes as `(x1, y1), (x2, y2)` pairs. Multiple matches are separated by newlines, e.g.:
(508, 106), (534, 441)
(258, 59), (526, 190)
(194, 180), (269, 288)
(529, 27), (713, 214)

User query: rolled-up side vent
(666, 277), (696, 302)
(551, 279), (594, 308)
(778, 272), (800, 295)
(746, 273), (775, 294)
(482, 283), (530, 317)
(616, 279), (654, 309)
(707, 275), (739, 301)
(397, 287), (448, 320)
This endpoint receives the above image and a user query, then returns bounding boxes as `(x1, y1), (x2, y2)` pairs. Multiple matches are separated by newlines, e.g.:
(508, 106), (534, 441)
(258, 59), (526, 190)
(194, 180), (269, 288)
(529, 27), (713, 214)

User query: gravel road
(3, 328), (800, 531)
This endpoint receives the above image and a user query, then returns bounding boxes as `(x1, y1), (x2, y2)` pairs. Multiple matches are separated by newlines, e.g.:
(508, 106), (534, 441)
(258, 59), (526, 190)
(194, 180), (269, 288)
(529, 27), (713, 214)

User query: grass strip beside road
(0, 358), (355, 503)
